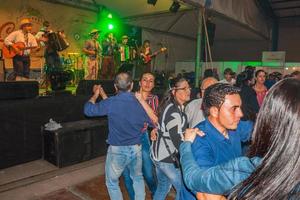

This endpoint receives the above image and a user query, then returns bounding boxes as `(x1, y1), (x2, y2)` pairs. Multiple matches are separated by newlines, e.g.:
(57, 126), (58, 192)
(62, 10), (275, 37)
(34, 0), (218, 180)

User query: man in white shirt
(219, 68), (236, 85)
(185, 77), (218, 128)
(4, 18), (38, 80)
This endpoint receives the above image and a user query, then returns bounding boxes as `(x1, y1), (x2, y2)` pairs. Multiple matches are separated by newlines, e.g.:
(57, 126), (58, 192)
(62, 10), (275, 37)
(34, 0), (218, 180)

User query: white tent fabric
(94, 0), (271, 72)
(186, 0), (270, 38)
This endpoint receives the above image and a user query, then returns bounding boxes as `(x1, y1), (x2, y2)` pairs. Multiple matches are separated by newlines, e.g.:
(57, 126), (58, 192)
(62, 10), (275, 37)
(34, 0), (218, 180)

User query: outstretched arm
(84, 85), (109, 117)
(180, 142), (261, 194)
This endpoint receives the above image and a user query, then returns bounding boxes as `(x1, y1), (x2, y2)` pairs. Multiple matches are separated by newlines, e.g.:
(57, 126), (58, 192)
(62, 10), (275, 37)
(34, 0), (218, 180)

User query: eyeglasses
(175, 87), (191, 91)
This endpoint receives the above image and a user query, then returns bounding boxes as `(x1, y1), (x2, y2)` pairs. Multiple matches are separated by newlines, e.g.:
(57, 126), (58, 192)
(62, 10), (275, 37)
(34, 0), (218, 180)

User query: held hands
(92, 85), (101, 97)
(184, 128), (205, 143)
(90, 85), (108, 103)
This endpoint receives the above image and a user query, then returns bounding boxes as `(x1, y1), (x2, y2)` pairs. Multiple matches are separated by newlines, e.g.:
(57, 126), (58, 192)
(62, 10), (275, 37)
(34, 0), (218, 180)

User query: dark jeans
(12, 55), (30, 79)
(101, 56), (115, 79)
(123, 131), (157, 199)
(45, 51), (62, 70)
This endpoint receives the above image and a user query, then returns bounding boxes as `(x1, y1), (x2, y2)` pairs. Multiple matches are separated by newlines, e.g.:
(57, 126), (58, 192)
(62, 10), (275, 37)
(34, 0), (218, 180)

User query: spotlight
(169, 1), (181, 13)
(108, 24), (114, 30)
(147, 0), (157, 6)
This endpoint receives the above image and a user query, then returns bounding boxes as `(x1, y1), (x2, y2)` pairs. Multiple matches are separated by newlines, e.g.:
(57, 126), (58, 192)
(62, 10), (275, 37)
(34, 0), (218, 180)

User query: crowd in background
(84, 66), (300, 200)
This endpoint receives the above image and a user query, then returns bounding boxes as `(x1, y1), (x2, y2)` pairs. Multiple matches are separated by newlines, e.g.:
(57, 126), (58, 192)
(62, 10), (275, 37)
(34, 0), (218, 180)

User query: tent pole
(195, 8), (203, 88)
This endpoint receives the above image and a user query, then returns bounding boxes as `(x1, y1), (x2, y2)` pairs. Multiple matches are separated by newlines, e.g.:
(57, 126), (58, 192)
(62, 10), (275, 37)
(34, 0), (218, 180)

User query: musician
(82, 29), (102, 80)
(118, 35), (134, 74)
(4, 18), (38, 80)
(137, 40), (152, 78)
(100, 32), (118, 79)
(35, 21), (62, 70)
(119, 35), (130, 63)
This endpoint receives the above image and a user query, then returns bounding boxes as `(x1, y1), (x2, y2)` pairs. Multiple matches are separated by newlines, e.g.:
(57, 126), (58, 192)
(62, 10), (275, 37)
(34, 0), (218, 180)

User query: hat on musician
(89, 29), (100, 35)
(20, 18), (32, 28)
(122, 35), (129, 40)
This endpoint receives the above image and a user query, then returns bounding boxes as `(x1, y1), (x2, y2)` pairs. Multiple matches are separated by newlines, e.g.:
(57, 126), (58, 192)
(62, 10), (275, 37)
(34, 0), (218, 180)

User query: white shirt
(185, 98), (205, 128)
(4, 30), (38, 55)
(219, 78), (236, 85)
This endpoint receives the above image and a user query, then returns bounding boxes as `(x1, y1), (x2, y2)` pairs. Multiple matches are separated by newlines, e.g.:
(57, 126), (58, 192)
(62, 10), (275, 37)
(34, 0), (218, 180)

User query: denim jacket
(179, 141), (262, 194)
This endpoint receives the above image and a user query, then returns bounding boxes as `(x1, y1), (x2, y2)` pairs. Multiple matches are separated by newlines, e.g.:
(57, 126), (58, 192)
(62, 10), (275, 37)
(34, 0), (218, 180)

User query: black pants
(45, 51), (61, 70)
(12, 55), (30, 79)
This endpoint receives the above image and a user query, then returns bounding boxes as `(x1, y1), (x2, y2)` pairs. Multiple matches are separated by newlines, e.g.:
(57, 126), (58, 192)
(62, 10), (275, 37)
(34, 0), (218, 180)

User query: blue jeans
(123, 132), (157, 199)
(105, 145), (145, 200)
(153, 161), (182, 200)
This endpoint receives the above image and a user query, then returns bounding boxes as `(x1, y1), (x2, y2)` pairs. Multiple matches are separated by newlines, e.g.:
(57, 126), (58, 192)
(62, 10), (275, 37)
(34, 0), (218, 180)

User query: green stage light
(108, 24), (114, 30)
(108, 13), (113, 18)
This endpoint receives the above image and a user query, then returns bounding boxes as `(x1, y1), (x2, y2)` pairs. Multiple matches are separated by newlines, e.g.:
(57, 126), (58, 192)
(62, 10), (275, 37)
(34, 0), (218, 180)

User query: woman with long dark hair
(253, 69), (268, 107)
(151, 77), (198, 200)
(180, 78), (300, 199)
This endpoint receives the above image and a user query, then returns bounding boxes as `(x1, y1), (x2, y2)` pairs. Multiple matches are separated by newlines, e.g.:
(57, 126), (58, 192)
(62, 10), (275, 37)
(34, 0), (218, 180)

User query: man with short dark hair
(84, 72), (153, 200)
(180, 83), (253, 200)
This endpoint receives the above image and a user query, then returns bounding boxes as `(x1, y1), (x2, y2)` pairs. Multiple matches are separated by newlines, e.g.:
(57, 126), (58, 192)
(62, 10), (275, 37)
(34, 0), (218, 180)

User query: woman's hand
(184, 128), (205, 143)
(98, 85), (108, 99)
(150, 128), (158, 141)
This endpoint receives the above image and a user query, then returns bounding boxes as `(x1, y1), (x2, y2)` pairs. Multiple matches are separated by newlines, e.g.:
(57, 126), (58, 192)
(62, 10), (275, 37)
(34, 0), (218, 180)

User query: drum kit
(41, 31), (85, 91)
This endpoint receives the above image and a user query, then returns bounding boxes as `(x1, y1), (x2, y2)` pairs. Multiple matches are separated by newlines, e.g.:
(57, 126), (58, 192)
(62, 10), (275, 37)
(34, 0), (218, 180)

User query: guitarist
(136, 40), (152, 78)
(4, 18), (38, 81)
(82, 29), (102, 80)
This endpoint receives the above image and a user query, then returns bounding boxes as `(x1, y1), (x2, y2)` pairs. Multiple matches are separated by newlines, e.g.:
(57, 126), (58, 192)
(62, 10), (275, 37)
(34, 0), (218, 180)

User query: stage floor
(0, 157), (175, 200)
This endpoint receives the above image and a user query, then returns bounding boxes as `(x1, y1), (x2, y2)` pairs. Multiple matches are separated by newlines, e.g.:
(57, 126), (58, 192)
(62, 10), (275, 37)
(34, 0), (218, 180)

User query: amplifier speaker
(0, 81), (39, 100)
(76, 80), (139, 96)
(42, 119), (108, 168)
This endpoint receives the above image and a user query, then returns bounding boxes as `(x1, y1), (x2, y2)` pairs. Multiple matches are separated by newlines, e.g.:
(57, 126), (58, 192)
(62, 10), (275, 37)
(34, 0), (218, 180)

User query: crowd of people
(3, 17), (300, 200)
(84, 65), (300, 200)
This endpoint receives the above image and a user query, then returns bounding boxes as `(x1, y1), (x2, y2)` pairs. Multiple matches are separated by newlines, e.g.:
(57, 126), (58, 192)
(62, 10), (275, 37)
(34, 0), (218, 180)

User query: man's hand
(89, 85), (101, 103)
(184, 128), (205, 143)
(92, 85), (101, 97)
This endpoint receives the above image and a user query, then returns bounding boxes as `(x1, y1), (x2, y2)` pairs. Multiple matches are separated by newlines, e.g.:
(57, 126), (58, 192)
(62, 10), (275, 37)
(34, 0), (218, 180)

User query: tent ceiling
(269, 0), (300, 18)
(126, 10), (267, 41)
(66, 0), (269, 41)
(94, 0), (190, 17)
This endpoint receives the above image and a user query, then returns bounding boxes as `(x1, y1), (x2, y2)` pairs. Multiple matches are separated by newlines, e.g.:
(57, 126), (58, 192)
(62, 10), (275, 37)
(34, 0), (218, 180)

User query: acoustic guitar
(142, 47), (167, 64)
(2, 42), (26, 58)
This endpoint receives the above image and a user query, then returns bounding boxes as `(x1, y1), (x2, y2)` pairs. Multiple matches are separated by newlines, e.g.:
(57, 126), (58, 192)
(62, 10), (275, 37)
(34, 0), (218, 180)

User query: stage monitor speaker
(0, 59), (4, 82)
(0, 81), (39, 100)
(76, 80), (139, 96)
(76, 80), (115, 96)
(42, 119), (108, 168)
